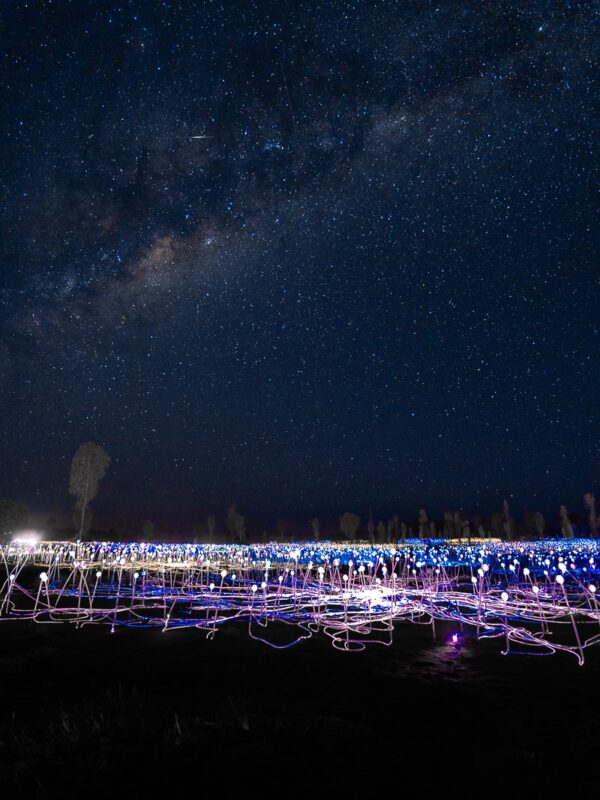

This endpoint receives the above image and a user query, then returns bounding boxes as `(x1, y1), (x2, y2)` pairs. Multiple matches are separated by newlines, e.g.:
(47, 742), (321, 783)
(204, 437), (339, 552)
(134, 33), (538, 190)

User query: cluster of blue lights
(1, 539), (599, 660)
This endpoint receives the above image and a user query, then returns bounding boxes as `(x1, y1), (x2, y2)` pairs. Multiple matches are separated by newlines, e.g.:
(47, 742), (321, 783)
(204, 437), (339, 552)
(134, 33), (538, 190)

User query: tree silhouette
(311, 517), (320, 541)
(235, 511), (246, 543)
(69, 442), (110, 540)
(490, 512), (503, 539)
(72, 507), (93, 540)
(443, 512), (453, 537)
(502, 499), (514, 540)
(417, 509), (428, 539)
(226, 505), (245, 543)
(525, 511), (545, 538)
(367, 509), (374, 543)
(339, 512), (360, 541)
(0, 499), (27, 538)
(142, 519), (155, 541)
(456, 513), (465, 537)
(207, 515), (216, 543)
(559, 505), (573, 538)
(226, 505), (237, 541)
(534, 511), (545, 537)
(276, 519), (290, 542)
(583, 493), (597, 537)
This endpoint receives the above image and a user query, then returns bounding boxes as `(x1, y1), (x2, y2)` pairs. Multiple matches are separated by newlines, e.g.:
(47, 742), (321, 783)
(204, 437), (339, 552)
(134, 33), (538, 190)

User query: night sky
(1, 2), (599, 530)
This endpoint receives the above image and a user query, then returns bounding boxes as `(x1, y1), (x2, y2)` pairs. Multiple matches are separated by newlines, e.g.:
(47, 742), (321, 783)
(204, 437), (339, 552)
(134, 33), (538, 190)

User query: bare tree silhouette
(502, 499), (514, 540)
(72, 507), (93, 540)
(443, 512), (453, 537)
(311, 517), (320, 541)
(207, 515), (216, 543)
(69, 442), (110, 540)
(583, 493), (597, 537)
(559, 505), (573, 539)
(367, 508), (375, 543)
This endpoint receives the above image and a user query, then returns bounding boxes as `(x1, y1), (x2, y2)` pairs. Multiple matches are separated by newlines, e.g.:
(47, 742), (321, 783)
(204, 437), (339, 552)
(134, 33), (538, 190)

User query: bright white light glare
(11, 532), (40, 546)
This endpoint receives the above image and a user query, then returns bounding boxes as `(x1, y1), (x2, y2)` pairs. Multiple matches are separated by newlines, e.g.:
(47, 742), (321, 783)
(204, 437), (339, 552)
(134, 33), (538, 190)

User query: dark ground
(0, 619), (598, 796)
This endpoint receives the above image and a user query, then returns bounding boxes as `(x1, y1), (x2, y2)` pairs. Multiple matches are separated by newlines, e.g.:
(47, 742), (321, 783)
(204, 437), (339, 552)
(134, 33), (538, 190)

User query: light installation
(1, 539), (599, 662)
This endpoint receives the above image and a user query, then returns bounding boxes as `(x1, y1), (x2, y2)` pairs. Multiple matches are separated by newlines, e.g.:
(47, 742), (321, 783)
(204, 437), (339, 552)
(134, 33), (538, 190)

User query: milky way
(1, 2), (599, 528)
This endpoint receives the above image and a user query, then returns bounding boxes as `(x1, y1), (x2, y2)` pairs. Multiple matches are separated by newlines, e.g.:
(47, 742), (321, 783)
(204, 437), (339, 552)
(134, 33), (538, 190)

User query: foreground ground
(0, 619), (598, 796)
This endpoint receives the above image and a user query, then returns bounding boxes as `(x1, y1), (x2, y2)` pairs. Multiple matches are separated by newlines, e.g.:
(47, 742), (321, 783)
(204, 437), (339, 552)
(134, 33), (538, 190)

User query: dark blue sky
(1, 1), (599, 529)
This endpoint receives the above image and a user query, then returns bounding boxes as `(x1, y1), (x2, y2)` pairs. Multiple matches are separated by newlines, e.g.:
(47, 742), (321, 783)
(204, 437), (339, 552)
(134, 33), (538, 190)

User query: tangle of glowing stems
(1, 539), (599, 662)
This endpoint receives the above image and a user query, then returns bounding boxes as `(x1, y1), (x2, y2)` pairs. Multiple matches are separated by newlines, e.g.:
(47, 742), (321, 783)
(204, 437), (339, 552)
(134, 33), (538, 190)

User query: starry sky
(1, 1), (599, 530)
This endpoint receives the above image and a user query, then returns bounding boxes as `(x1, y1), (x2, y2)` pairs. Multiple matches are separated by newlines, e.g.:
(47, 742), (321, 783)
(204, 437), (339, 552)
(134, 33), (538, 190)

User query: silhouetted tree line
(0, 442), (599, 543)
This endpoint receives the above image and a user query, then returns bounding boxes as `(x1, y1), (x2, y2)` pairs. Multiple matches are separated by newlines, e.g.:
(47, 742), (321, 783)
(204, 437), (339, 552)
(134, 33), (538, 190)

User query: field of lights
(1, 539), (599, 662)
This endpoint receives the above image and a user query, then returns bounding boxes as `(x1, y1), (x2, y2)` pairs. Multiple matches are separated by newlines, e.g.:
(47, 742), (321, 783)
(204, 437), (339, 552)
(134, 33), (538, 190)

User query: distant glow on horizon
(1, 538), (600, 662)
(11, 532), (40, 546)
